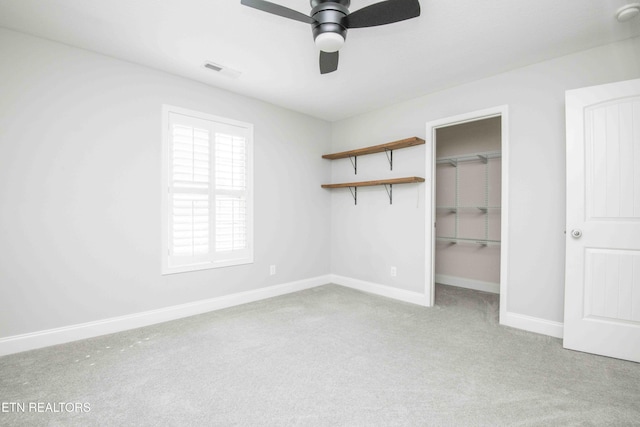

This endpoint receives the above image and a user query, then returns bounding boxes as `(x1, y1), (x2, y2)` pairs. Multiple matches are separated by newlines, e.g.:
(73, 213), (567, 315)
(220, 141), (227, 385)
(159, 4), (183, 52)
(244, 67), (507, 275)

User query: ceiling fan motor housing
(310, 0), (349, 44)
(240, 0), (421, 73)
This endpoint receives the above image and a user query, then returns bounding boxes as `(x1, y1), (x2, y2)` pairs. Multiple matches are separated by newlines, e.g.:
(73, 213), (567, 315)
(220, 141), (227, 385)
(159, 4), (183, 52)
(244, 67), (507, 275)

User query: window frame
(161, 105), (254, 275)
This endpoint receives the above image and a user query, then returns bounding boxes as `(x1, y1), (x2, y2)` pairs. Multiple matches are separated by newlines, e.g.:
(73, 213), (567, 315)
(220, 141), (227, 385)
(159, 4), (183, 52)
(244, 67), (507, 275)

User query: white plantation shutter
(170, 122), (210, 263)
(162, 106), (253, 274)
(215, 196), (247, 252)
(215, 131), (248, 254)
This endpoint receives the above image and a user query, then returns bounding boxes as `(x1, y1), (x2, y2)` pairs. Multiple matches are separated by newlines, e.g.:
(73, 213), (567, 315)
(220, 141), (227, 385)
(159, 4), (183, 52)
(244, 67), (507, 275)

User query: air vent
(203, 62), (241, 79)
(204, 63), (223, 72)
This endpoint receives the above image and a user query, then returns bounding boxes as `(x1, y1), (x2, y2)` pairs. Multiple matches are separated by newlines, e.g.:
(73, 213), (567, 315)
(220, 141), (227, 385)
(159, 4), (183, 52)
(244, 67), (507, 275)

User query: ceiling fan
(240, 0), (421, 74)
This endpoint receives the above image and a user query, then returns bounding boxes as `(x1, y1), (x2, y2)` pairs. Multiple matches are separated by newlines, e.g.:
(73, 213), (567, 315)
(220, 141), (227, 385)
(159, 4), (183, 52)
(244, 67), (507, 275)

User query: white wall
(0, 29), (332, 339)
(330, 36), (640, 324)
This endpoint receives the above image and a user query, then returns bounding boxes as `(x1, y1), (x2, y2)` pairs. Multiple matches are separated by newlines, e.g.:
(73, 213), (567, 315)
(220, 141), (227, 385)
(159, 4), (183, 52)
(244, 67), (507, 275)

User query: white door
(564, 78), (640, 362)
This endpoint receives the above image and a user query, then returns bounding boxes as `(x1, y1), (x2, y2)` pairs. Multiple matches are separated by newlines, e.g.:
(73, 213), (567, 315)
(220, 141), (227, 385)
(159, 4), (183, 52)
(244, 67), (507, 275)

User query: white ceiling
(0, 0), (638, 121)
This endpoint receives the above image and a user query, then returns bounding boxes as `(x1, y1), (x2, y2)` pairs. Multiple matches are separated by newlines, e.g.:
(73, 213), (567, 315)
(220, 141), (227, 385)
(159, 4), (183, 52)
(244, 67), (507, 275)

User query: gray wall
(330, 36), (640, 323)
(1, 27), (639, 340)
(436, 117), (501, 157)
(0, 29), (332, 338)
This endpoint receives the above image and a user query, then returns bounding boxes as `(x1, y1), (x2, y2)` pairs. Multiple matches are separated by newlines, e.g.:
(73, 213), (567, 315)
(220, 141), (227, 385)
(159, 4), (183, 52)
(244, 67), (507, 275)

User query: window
(162, 105), (253, 274)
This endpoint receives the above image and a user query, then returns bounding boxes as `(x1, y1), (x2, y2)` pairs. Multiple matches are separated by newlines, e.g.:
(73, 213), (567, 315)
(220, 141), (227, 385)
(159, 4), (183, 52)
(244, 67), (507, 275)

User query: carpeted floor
(1, 284), (639, 426)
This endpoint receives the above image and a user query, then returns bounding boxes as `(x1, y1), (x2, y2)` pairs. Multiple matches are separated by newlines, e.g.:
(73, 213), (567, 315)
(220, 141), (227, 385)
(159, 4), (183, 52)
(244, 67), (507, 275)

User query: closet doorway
(424, 106), (509, 322)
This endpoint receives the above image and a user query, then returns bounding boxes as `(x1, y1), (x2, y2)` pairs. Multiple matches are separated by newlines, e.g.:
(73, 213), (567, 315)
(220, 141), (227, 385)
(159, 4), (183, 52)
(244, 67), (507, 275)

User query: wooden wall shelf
(321, 177), (425, 189)
(322, 137), (425, 160)
(322, 137), (425, 205)
(322, 177), (424, 205)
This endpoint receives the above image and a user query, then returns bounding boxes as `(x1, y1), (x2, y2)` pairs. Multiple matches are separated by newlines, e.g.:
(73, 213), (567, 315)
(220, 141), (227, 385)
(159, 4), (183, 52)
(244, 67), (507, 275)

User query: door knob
(571, 229), (582, 238)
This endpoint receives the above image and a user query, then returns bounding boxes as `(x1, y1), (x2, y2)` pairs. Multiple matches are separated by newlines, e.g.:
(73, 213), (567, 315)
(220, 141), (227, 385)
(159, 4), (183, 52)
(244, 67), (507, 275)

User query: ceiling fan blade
(344, 0), (420, 29)
(320, 51), (339, 74)
(240, 0), (316, 24)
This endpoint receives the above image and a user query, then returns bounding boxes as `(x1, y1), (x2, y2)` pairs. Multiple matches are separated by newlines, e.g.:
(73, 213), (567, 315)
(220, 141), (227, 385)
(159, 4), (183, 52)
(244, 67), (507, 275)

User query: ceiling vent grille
(204, 62), (241, 79)
(205, 63), (223, 72)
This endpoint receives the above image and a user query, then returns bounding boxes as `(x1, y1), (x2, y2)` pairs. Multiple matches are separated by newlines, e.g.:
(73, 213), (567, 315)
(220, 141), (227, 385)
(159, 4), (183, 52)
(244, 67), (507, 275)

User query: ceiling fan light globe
(315, 32), (344, 52)
(616, 3), (640, 21)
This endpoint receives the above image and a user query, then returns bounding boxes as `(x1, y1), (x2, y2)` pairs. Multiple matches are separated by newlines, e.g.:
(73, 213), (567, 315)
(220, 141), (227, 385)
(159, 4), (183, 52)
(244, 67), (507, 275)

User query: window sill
(162, 257), (254, 275)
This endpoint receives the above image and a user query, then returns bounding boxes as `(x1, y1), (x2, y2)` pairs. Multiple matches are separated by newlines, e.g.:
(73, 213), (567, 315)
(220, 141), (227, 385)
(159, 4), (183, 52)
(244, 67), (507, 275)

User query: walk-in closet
(434, 117), (502, 297)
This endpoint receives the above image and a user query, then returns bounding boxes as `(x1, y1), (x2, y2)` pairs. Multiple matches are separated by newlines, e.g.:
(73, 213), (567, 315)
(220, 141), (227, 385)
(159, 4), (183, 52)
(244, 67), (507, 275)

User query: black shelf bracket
(349, 155), (357, 174)
(384, 149), (393, 170)
(383, 184), (393, 204)
(348, 186), (357, 205)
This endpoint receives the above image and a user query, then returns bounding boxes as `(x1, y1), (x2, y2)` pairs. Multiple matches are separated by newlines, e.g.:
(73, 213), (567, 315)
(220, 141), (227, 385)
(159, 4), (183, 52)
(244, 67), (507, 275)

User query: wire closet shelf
(435, 150), (501, 246)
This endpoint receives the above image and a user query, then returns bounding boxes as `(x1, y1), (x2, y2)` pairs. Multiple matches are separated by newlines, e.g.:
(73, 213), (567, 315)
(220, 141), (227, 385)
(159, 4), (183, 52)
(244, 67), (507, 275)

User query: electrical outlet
(270, 265), (276, 276)
(390, 266), (397, 277)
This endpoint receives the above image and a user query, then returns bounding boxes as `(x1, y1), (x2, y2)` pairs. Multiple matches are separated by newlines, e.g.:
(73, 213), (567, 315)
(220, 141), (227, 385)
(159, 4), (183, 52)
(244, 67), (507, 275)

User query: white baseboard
(437, 275), (563, 339)
(500, 310), (564, 339)
(435, 274), (500, 294)
(0, 273), (564, 356)
(0, 275), (331, 357)
(330, 274), (427, 306)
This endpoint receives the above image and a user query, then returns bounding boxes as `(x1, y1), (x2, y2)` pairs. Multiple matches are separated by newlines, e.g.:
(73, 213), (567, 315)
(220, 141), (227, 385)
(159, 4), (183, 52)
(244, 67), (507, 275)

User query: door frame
(424, 105), (510, 322)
